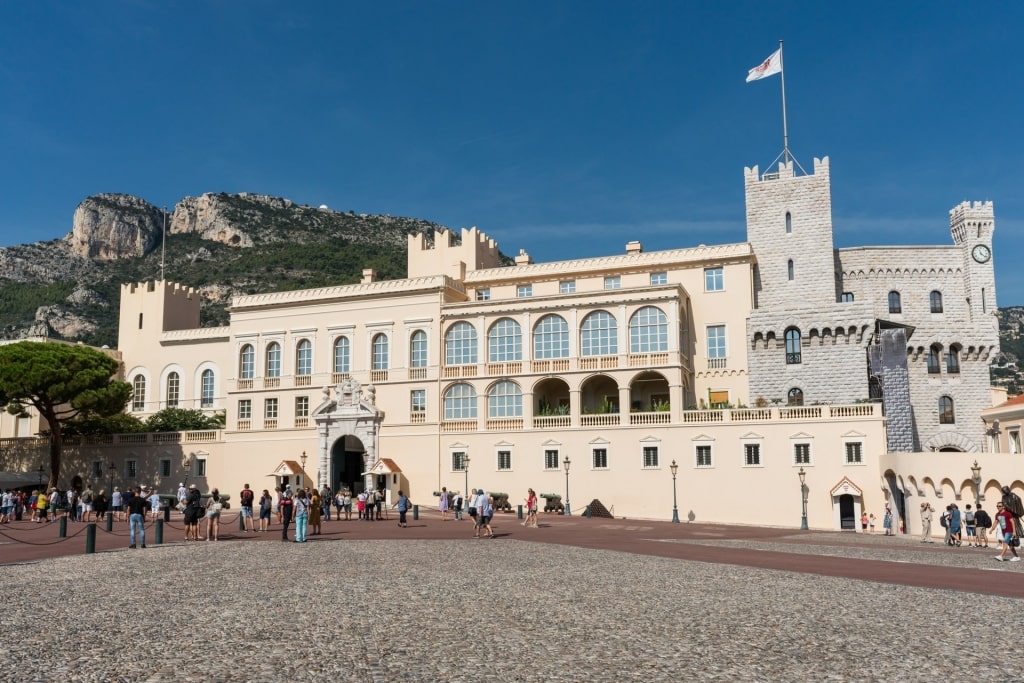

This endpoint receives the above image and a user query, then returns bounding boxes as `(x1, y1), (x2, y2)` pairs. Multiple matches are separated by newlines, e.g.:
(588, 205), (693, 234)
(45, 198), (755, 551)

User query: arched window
(787, 259), (794, 281)
(295, 339), (312, 376)
(410, 330), (428, 368)
(166, 372), (180, 408)
(445, 322), (478, 366)
(132, 374), (146, 412)
(785, 211), (792, 234)
(200, 369), (215, 408)
(580, 310), (618, 357)
(266, 342), (281, 377)
(333, 337), (350, 373)
(239, 344), (255, 379)
(372, 334), (389, 370)
(947, 345), (961, 374)
(785, 327), (802, 364)
(927, 345), (941, 374)
(629, 306), (668, 353)
(930, 290), (943, 314)
(488, 318), (522, 362)
(939, 396), (955, 424)
(888, 291), (902, 314)
(787, 387), (804, 406)
(533, 315), (569, 359)
(443, 383), (477, 419)
(488, 380), (523, 418)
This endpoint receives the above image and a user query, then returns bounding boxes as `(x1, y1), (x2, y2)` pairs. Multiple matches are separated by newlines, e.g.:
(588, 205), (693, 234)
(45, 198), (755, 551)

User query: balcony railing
(441, 419), (478, 433)
(581, 414), (619, 427)
(331, 372), (351, 384)
(410, 411), (426, 424)
(486, 418), (524, 431)
(485, 362), (522, 375)
(263, 419), (278, 430)
(628, 352), (670, 367)
(263, 377), (280, 388)
(295, 375), (312, 387)
(238, 379), (254, 390)
(295, 417), (309, 428)
(238, 419), (252, 431)
(580, 356), (619, 370)
(629, 411), (671, 425)
(707, 357), (728, 369)
(534, 415), (570, 429)
(409, 368), (428, 380)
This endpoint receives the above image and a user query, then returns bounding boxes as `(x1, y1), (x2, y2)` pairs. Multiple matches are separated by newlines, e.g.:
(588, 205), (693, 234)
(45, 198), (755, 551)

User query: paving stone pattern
(2, 534), (1022, 682)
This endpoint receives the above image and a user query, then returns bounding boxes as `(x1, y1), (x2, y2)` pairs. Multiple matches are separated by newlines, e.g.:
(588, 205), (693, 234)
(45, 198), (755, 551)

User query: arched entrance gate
(313, 378), (384, 498)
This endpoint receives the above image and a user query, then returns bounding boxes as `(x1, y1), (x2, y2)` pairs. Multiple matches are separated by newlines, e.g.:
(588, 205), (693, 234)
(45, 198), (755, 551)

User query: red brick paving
(2, 511), (1021, 598)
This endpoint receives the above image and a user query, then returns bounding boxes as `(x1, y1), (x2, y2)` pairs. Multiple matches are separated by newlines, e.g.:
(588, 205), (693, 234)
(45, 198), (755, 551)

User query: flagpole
(778, 39), (790, 165)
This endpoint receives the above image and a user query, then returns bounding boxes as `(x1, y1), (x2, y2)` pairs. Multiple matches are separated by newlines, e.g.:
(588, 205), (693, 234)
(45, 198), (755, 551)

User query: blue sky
(2, 3), (1022, 302)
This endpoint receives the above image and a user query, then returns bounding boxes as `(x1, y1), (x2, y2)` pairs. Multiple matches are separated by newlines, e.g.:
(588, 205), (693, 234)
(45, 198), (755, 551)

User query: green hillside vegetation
(0, 281), (77, 331)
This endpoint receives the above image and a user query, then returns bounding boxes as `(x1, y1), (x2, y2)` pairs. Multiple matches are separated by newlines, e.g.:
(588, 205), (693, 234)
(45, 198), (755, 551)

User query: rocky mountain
(0, 192), (459, 347)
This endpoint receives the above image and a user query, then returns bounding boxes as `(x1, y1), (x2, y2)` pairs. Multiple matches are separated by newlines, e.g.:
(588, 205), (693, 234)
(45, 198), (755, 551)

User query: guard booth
(831, 476), (864, 531)
(361, 458), (406, 508)
(270, 459), (308, 491)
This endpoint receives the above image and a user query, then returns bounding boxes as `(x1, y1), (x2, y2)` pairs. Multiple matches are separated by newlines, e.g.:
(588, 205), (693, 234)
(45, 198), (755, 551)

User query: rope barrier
(0, 523), (92, 546)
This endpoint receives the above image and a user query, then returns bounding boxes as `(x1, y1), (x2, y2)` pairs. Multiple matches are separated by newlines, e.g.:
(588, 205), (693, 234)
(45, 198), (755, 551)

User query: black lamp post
(563, 456), (571, 516)
(971, 460), (982, 507)
(37, 465), (44, 488)
(183, 454), (192, 491)
(463, 454), (470, 499)
(300, 451), (307, 489)
(107, 462), (116, 495)
(798, 467), (808, 530)
(670, 460), (680, 523)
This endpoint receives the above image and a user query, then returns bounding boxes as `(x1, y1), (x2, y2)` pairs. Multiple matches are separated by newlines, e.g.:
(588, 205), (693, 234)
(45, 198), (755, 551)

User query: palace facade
(2, 155), (1008, 531)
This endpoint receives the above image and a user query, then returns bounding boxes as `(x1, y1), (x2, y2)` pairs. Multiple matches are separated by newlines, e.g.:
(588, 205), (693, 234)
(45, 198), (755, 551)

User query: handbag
(1012, 536), (1020, 548)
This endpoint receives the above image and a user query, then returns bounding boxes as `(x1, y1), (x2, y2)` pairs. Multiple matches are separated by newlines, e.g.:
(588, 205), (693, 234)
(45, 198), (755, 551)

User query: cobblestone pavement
(1, 515), (1023, 682)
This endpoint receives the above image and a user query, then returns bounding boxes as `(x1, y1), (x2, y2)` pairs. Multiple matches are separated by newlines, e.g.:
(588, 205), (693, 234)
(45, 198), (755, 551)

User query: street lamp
(798, 467), (808, 530)
(36, 465), (44, 488)
(670, 460), (680, 523)
(183, 454), (192, 490)
(300, 451), (307, 489)
(563, 456), (571, 516)
(971, 460), (982, 507)
(463, 454), (470, 499)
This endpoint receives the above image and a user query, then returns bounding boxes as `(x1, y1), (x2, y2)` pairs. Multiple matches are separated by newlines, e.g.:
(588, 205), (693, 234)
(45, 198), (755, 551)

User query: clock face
(972, 244), (991, 263)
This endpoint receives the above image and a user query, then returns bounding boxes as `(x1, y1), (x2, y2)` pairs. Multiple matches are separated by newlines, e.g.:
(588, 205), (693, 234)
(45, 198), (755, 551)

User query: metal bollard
(105, 514), (113, 532)
(163, 504), (170, 522)
(155, 519), (163, 545)
(517, 504), (523, 520)
(412, 504), (419, 521)
(86, 523), (96, 554)
(239, 513), (245, 531)
(59, 516), (67, 537)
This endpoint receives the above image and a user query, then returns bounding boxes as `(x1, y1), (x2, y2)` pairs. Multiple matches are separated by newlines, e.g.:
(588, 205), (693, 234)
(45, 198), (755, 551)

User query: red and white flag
(746, 48), (782, 82)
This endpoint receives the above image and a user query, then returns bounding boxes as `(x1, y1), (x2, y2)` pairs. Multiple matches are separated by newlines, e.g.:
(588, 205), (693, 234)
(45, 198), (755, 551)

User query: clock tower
(950, 200), (996, 326)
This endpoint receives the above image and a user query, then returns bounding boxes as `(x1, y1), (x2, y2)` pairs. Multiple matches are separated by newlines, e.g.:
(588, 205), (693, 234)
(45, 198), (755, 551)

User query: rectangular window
(592, 448), (608, 469)
(559, 281), (576, 294)
(840, 292), (854, 302)
(265, 398), (278, 419)
(603, 276), (621, 290)
(411, 389), (426, 413)
(704, 267), (724, 292)
(845, 442), (863, 464)
(643, 446), (659, 468)
(794, 443), (811, 465)
(452, 451), (467, 472)
(650, 272), (667, 286)
(544, 449), (560, 469)
(707, 325), (726, 359)
(1010, 430), (1021, 455)
(476, 288), (491, 301)
(93, 461), (103, 479)
(238, 399), (252, 420)
(295, 396), (309, 418)
(744, 443), (761, 466)
(126, 460), (137, 479)
(196, 458), (207, 477)
(497, 450), (512, 471)
(160, 459), (171, 477)
(517, 284), (532, 298)
(696, 445), (712, 467)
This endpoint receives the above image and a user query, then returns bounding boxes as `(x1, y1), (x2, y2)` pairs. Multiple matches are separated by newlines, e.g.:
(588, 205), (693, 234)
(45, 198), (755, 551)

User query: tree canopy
(0, 341), (131, 487)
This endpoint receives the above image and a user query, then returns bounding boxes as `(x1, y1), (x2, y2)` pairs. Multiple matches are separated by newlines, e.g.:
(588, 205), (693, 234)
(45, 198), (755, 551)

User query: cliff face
(69, 194), (165, 259)
(168, 193), (273, 247)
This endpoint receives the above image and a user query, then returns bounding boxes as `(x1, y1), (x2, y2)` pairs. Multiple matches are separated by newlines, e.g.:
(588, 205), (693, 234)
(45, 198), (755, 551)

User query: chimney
(626, 241), (642, 254)
(514, 249), (533, 266)
(361, 268), (377, 283)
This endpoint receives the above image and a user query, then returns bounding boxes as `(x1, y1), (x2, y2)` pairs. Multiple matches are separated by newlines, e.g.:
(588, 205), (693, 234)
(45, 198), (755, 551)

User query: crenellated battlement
(121, 280), (198, 300)
(949, 201), (995, 245)
(744, 156), (829, 185)
(407, 226), (503, 280)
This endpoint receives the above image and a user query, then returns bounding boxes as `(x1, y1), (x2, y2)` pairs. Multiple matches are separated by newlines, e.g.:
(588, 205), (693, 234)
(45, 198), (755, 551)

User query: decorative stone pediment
(830, 476), (863, 497)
